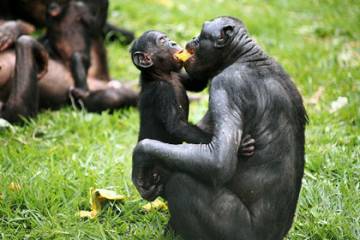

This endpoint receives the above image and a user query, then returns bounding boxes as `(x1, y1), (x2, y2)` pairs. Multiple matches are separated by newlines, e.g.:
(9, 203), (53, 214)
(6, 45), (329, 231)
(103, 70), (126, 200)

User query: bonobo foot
(70, 84), (138, 113)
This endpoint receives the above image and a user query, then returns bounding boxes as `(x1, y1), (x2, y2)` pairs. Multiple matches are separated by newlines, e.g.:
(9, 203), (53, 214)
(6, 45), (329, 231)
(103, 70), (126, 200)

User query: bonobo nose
(185, 40), (197, 54)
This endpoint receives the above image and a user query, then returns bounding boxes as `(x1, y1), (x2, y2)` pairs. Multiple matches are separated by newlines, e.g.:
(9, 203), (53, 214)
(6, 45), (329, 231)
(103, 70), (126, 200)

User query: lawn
(1, 0), (359, 239)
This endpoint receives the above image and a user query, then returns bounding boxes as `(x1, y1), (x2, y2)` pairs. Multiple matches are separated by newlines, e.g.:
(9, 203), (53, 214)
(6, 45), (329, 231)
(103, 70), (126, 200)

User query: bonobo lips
(174, 49), (193, 63)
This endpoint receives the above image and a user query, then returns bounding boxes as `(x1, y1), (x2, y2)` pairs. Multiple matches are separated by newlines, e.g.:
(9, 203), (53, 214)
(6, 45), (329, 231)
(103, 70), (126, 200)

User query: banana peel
(175, 50), (192, 63)
(9, 182), (21, 191)
(79, 188), (125, 219)
(142, 199), (168, 212)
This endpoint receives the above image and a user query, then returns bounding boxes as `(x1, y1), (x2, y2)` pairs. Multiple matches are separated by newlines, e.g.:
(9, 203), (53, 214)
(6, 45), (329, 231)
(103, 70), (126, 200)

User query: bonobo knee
(15, 35), (37, 49)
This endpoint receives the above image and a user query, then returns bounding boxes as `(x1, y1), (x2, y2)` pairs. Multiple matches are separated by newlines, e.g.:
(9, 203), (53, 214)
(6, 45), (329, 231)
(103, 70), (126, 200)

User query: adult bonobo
(132, 16), (307, 239)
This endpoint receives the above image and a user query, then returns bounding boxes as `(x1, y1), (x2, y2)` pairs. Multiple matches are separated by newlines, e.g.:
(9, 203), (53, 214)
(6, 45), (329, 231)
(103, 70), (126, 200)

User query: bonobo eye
(158, 36), (167, 46)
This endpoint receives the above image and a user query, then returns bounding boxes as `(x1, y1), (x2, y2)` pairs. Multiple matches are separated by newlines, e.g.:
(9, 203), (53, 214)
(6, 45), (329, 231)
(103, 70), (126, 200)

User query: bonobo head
(130, 31), (183, 76)
(45, 0), (95, 62)
(184, 16), (253, 80)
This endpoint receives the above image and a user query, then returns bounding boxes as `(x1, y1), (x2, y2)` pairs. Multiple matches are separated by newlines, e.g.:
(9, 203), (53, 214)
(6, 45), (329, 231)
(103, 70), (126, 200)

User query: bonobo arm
(156, 82), (211, 144)
(178, 71), (209, 92)
(133, 76), (243, 188)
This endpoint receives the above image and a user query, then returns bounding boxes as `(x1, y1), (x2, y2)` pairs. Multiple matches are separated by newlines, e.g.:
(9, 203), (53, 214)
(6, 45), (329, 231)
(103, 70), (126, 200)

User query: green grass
(1, 0), (359, 239)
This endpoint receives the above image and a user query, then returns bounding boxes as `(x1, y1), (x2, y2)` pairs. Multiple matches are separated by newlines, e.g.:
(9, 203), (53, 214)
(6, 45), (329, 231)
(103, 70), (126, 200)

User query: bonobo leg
(165, 173), (256, 240)
(70, 52), (90, 90)
(0, 36), (47, 123)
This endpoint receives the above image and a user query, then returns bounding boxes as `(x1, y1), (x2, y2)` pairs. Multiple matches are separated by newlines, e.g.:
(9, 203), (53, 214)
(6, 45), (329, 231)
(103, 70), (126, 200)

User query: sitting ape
(131, 31), (255, 200)
(132, 17), (307, 240)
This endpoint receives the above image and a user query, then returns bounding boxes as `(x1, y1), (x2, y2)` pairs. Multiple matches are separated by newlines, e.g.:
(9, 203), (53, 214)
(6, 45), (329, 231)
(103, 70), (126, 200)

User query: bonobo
(39, 0), (138, 112)
(0, 0), (134, 44)
(132, 17), (307, 240)
(0, 1), (137, 123)
(130, 31), (255, 201)
(0, 0), (134, 82)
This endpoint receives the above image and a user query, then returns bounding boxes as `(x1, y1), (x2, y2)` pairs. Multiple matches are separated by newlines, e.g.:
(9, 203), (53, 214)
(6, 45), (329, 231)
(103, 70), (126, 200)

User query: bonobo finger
(242, 152), (255, 157)
(242, 138), (255, 147)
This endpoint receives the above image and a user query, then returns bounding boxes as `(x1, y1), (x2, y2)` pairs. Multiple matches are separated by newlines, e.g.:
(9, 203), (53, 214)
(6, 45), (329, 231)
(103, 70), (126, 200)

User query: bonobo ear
(214, 25), (235, 48)
(132, 51), (153, 69)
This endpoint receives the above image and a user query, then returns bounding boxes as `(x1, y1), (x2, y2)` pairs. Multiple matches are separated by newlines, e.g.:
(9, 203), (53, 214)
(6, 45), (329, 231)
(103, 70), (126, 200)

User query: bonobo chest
(170, 73), (189, 117)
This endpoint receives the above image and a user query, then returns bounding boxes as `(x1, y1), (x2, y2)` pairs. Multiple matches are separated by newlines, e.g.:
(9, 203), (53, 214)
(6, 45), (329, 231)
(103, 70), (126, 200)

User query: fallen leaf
(142, 199), (168, 212)
(79, 188), (125, 219)
(330, 96), (348, 113)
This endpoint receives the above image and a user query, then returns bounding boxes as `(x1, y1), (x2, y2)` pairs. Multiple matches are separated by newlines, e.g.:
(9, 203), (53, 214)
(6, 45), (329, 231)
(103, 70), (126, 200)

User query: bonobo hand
(239, 134), (256, 157)
(132, 140), (164, 201)
(0, 21), (35, 52)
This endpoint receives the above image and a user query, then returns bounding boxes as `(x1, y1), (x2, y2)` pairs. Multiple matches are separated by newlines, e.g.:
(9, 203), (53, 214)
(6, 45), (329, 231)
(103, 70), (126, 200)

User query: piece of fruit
(175, 50), (192, 62)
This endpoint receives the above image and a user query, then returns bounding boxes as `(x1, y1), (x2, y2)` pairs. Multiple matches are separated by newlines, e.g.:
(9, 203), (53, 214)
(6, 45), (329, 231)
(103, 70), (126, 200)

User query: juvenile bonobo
(130, 31), (255, 201)
(132, 17), (307, 240)
(42, 1), (94, 91)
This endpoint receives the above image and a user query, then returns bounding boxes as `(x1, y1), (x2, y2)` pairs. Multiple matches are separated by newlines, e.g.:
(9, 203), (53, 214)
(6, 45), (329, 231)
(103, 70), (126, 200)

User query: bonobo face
(184, 17), (242, 80)
(131, 31), (183, 73)
(46, 0), (94, 61)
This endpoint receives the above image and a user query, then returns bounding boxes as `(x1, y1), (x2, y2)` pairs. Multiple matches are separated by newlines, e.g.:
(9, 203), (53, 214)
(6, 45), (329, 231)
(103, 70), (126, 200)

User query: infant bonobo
(130, 31), (255, 201)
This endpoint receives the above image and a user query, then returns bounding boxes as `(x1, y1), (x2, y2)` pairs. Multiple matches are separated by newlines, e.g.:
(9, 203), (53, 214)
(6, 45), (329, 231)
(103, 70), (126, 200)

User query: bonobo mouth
(174, 49), (193, 63)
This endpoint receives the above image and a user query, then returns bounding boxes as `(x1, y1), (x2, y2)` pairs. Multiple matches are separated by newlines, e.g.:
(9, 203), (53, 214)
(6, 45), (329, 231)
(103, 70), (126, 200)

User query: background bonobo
(41, 0), (138, 112)
(0, 0), (134, 90)
(132, 17), (307, 240)
(0, 0), (134, 45)
(42, 1), (94, 91)
(0, 0), (138, 123)
(130, 31), (255, 201)
(42, 1), (138, 112)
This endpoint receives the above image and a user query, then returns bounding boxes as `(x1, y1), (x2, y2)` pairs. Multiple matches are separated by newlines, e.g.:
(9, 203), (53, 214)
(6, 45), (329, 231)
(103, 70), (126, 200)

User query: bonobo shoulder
(211, 64), (251, 90)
